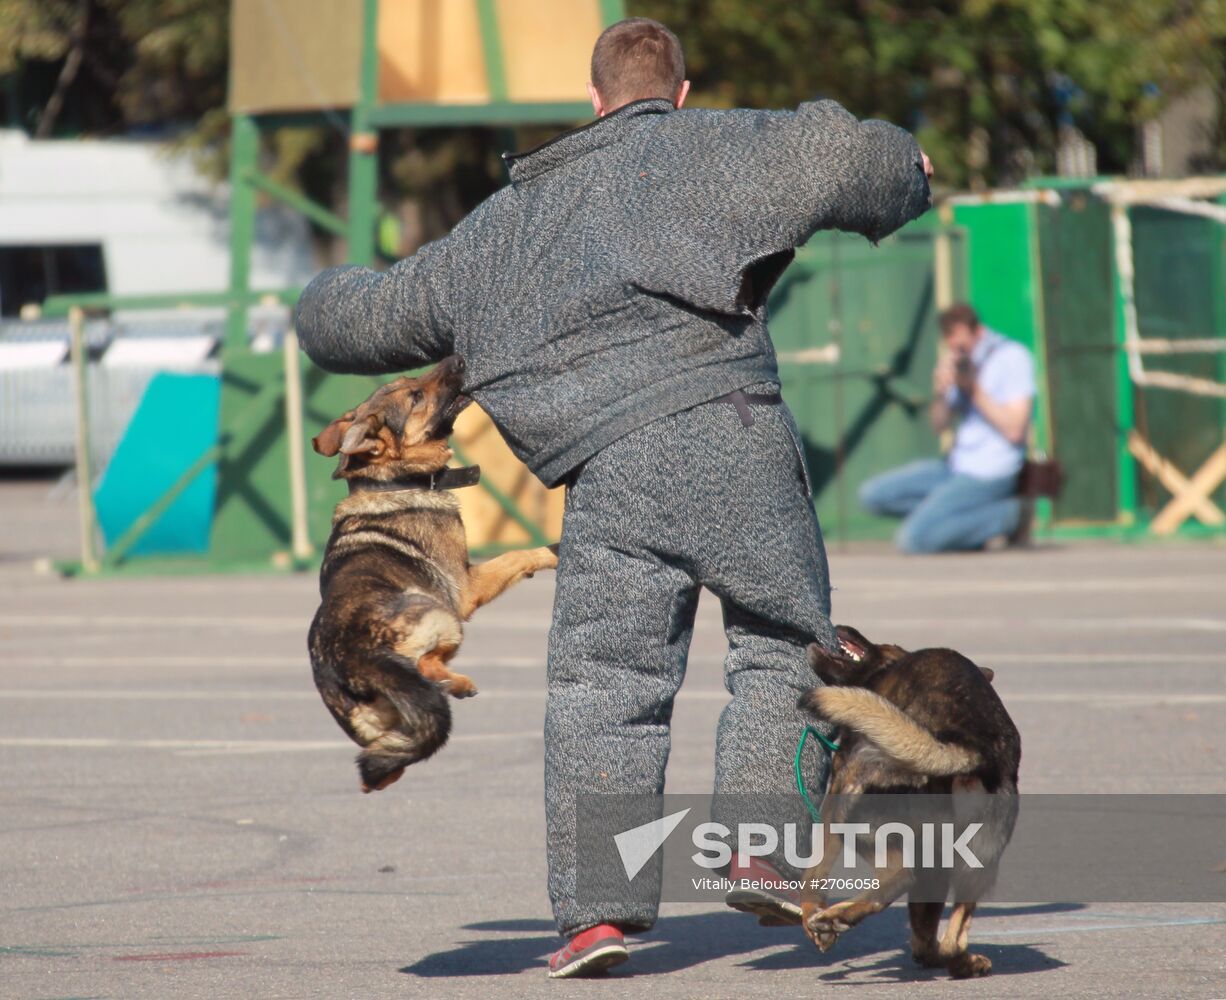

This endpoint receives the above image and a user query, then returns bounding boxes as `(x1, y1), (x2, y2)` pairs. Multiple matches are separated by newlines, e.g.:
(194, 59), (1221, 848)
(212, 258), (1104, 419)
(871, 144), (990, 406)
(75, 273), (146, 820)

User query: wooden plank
(1150, 441), (1226, 535)
(452, 407), (563, 548)
(230, 0), (360, 113)
(1127, 431), (1226, 528)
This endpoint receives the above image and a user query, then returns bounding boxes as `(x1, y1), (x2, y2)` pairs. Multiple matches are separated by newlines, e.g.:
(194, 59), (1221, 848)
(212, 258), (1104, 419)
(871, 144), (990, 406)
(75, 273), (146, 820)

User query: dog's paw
(948, 952), (992, 979)
(443, 674), (478, 698)
(804, 910), (849, 952)
(911, 946), (944, 969)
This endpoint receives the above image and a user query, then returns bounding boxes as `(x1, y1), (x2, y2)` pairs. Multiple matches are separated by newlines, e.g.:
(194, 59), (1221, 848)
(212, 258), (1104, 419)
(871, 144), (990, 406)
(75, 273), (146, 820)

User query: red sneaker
(547, 923), (629, 979)
(724, 854), (803, 926)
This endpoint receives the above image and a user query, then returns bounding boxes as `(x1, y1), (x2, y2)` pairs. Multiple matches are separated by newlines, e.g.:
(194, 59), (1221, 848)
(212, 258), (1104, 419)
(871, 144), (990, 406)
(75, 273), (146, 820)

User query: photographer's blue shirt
(945, 330), (1035, 481)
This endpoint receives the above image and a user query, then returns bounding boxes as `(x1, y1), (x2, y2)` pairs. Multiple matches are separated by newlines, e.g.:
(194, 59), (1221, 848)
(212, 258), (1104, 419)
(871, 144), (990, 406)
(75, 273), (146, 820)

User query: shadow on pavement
(401, 904), (1073, 979)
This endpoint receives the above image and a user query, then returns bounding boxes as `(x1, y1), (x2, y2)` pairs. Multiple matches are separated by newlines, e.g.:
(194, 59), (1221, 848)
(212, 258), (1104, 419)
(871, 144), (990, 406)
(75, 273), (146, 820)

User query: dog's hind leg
(417, 641), (476, 699)
(908, 900), (945, 967)
(939, 901), (991, 978)
(460, 546), (558, 619)
(391, 601), (474, 699)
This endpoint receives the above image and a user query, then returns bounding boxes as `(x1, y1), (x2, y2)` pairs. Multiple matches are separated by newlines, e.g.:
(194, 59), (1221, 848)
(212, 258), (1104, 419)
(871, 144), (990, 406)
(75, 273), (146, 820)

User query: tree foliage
(1, 0), (1223, 232)
(635, 0), (1226, 186)
(0, 0), (228, 138)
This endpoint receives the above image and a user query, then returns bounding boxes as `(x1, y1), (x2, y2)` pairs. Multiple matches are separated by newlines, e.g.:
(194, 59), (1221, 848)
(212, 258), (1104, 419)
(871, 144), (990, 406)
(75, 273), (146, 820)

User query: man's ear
(587, 82), (605, 118)
(312, 410), (356, 457)
(674, 79), (690, 109)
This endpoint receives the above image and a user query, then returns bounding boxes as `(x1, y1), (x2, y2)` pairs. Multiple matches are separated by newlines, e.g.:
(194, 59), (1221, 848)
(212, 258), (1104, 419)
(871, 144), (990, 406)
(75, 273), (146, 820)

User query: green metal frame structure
(225, 0), (625, 344)
(50, 0), (625, 575)
(954, 183), (1226, 542)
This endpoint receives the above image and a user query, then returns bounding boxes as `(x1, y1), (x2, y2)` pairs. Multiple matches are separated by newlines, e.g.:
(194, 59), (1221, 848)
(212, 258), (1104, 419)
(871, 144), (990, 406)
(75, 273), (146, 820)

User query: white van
(0, 130), (316, 465)
(0, 128), (313, 317)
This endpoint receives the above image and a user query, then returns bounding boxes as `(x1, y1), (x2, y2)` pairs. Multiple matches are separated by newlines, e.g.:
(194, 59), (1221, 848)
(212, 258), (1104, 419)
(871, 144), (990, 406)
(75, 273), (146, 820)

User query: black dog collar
(348, 465), (482, 495)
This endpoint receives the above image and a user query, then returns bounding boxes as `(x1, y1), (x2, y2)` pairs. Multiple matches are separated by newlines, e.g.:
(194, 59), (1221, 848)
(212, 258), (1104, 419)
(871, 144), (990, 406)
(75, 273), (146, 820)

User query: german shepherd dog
(308, 356), (558, 793)
(799, 625), (1021, 979)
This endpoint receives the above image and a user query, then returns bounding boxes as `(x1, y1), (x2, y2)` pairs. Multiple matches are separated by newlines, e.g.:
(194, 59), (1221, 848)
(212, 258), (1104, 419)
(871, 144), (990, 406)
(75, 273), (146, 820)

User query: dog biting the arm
(307, 357), (558, 793)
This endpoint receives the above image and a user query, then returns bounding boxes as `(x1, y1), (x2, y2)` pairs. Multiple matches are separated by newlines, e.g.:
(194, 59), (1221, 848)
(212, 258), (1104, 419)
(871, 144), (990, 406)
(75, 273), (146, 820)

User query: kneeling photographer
(859, 303), (1035, 553)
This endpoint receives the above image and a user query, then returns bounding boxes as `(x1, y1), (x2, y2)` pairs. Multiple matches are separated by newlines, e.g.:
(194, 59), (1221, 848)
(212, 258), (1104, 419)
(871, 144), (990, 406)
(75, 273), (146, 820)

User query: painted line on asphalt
(0, 689), (318, 700)
(658, 690), (1226, 706)
(0, 655), (546, 670)
(4, 613), (1223, 635)
(977, 652), (1226, 665)
(0, 613), (550, 632)
(3, 652), (1225, 674)
(997, 692), (1226, 706)
(839, 575), (1226, 596)
(873, 618), (1226, 633)
(0, 731), (541, 755)
(0, 657), (309, 669)
(0, 688), (1221, 708)
(976, 915), (1225, 937)
(0, 614), (303, 630)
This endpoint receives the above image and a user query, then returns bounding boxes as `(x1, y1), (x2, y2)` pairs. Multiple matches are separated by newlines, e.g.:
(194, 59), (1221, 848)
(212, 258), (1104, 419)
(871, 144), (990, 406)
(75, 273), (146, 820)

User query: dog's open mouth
(838, 636), (867, 662)
(433, 393), (473, 435)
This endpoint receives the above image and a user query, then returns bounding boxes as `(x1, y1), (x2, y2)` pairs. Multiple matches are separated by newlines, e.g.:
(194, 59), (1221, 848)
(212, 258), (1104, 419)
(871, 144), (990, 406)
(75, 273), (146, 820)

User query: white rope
(777, 344), (840, 365)
(1135, 338), (1226, 354)
(1112, 202), (1149, 387)
(1111, 196), (1226, 399)
(1133, 369), (1226, 399)
(1143, 197), (1226, 224)
(1093, 177), (1226, 203)
(943, 189), (1062, 207)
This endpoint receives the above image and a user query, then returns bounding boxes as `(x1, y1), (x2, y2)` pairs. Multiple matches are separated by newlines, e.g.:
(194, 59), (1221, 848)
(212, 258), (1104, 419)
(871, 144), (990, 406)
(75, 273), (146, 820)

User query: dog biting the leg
(307, 357), (558, 792)
(798, 624), (1020, 979)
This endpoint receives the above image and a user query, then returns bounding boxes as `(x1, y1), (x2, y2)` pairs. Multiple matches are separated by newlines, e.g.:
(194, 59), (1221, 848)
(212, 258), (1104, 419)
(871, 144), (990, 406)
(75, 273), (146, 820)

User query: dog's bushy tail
(803, 687), (980, 776)
(355, 652), (451, 791)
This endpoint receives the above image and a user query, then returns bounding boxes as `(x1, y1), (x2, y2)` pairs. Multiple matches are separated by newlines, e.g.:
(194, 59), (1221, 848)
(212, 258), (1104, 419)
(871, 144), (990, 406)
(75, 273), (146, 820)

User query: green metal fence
(771, 222), (967, 543)
(1131, 205), (1226, 514)
(953, 180), (1226, 538)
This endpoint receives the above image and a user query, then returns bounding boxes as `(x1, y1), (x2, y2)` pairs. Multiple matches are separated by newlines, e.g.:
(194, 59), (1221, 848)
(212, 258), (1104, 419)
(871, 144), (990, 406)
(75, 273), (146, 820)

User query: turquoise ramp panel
(94, 373), (220, 555)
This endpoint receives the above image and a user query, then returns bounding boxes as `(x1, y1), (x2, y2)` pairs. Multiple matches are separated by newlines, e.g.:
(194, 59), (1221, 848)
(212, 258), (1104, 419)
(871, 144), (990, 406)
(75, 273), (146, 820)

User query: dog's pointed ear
(313, 410), (356, 457)
(339, 417), (383, 456)
(979, 666), (996, 684)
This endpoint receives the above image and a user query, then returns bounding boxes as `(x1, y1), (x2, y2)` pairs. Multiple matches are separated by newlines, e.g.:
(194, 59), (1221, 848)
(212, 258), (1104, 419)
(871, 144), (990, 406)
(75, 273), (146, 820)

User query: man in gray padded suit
(295, 17), (932, 979)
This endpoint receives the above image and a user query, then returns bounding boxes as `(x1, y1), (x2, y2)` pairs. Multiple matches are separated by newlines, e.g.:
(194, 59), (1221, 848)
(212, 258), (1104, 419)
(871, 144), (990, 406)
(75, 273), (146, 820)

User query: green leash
(794, 725), (840, 824)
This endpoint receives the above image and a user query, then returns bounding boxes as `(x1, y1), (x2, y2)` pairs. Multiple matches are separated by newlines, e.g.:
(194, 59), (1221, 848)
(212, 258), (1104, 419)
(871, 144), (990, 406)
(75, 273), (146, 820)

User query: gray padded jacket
(294, 98), (931, 486)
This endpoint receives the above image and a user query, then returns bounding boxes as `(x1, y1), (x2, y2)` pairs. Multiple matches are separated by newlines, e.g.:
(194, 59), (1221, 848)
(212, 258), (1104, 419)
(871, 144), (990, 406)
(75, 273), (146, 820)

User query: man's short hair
(938, 303), (980, 334)
(590, 17), (685, 108)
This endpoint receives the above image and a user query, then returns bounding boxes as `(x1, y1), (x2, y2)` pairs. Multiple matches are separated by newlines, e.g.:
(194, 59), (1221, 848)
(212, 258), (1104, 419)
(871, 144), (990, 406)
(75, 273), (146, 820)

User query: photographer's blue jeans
(859, 458), (1020, 553)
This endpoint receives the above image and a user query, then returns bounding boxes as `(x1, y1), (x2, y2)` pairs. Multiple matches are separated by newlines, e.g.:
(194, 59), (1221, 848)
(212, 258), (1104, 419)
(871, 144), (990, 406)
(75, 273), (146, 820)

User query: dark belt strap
(715, 389), (783, 427)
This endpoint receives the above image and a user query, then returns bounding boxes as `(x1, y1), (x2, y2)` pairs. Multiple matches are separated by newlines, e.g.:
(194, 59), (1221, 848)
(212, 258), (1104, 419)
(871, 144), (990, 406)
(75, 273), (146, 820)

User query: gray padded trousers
(544, 388), (837, 936)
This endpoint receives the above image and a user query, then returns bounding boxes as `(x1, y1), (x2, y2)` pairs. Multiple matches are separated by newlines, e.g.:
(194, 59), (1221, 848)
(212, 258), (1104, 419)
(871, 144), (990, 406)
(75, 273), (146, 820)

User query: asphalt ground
(1, 474), (1224, 999)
